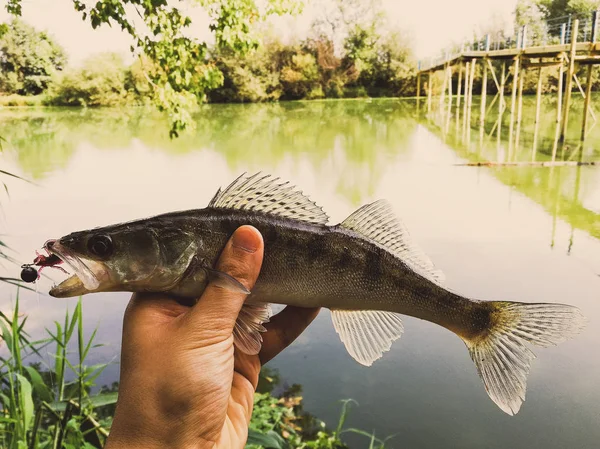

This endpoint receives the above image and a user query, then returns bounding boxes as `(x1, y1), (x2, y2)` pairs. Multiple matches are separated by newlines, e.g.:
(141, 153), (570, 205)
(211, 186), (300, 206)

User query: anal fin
(233, 302), (272, 355)
(331, 309), (404, 366)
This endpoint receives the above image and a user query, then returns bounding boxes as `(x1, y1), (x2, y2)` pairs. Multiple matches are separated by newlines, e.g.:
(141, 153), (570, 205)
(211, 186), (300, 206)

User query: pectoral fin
(205, 267), (251, 294)
(234, 302), (272, 355)
(331, 309), (404, 366)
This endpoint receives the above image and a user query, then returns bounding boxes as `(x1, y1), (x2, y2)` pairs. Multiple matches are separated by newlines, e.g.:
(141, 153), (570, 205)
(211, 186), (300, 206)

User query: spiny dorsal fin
(340, 200), (445, 285)
(331, 309), (404, 366)
(209, 173), (329, 225)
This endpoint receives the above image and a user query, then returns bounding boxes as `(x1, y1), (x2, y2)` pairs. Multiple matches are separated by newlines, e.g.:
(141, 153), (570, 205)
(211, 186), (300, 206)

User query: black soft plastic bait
(20, 265), (38, 283)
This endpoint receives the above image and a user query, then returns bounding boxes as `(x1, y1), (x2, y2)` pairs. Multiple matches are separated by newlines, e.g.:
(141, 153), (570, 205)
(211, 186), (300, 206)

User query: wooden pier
(416, 13), (600, 161)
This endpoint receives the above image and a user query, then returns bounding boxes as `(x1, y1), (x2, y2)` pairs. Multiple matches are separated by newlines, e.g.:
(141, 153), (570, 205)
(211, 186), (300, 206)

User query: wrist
(105, 410), (216, 449)
(105, 428), (215, 449)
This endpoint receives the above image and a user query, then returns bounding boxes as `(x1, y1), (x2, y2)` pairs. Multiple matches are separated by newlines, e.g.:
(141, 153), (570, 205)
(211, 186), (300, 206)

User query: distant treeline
(0, 18), (416, 107)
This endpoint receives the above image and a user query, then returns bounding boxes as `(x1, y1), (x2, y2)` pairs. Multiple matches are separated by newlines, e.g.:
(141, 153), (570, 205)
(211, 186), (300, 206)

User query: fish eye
(87, 234), (113, 258)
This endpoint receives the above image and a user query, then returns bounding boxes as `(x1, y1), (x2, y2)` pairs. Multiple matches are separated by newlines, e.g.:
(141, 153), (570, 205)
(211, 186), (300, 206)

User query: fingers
(186, 225), (264, 334)
(259, 306), (321, 364)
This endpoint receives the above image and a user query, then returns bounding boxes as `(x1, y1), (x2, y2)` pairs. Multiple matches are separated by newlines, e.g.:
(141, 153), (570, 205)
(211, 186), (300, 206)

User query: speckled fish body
(43, 173), (585, 416)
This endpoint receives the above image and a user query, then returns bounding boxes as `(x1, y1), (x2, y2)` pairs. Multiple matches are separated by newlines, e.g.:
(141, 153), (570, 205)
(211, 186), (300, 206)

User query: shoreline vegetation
(0, 295), (393, 449)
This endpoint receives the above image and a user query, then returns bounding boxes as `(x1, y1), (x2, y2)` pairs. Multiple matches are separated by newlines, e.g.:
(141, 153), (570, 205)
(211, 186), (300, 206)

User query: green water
(0, 99), (599, 448)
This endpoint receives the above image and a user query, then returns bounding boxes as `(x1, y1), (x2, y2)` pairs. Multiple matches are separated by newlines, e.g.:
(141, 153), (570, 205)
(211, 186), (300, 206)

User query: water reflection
(0, 101), (417, 205)
(420, 93), (600, 246)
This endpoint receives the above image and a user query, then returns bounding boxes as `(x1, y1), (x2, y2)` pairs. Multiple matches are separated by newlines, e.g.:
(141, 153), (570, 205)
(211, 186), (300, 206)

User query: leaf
(24, 365), (54, 403)
(0, 318), (13, 353)
(246, 429), (287, 449)
(47, 400), (67, 412)
(0, 169), (34, 185)
(87, 391), (118, 408)
(15, 373), (34, 431)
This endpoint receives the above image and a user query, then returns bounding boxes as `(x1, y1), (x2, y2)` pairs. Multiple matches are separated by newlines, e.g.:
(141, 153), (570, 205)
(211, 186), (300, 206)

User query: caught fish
(39, 173), (585, 415)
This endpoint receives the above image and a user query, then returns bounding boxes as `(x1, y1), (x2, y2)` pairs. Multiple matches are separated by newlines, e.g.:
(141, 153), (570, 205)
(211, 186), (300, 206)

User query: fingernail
(232, 227), (259, 253)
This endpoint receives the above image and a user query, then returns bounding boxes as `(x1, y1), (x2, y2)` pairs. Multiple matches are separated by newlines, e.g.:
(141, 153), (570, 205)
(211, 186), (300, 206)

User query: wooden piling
(427, 71), (433, 116)
(439, 63), (449, 118)
(498, 62), (506, 146)
(462, 61), (470, 139)
(479, 57), (488, 141)
(514, 64), (525, 155)
(581, 64), (593, 142)
(456, 62), (463, 114)
(560, 19), (579, 143)
(552, 53), (565, 161)
(508, 56), (521, 158)
(532, 66), (543, 160)
(466, 59), (476, 143)
(445, 65), (454, 132)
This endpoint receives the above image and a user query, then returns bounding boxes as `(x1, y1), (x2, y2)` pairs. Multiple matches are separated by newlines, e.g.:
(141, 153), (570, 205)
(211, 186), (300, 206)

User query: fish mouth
(46, 240), (108, 298)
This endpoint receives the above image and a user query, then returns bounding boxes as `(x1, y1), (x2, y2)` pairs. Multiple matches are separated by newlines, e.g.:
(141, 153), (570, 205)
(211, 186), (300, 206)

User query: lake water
(1, 98), (599, 448)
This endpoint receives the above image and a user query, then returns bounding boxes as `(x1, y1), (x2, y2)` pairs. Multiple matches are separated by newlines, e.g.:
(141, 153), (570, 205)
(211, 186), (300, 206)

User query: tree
(4, 0), (302, 137)
(0, 18), (66, 95)
(515, 0), (548, 45)
(539, 0), (600, 20)
(310, 0), (384, 56)
(208, 42), (282, 103)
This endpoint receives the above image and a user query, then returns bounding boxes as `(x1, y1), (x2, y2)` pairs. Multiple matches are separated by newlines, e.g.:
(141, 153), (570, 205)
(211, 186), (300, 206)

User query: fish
(42, 172), (586, 415)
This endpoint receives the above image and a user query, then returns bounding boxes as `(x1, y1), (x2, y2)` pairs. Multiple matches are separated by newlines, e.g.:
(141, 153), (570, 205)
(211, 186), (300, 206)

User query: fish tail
(461, 301), (585, 415)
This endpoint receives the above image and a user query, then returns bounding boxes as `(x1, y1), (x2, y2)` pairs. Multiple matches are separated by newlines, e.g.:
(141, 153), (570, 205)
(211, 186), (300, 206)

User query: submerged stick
(455, 161), (597, 167)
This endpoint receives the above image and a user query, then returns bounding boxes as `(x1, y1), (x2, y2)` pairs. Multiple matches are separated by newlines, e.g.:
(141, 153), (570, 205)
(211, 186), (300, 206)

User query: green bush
(48, 54), (133, 107)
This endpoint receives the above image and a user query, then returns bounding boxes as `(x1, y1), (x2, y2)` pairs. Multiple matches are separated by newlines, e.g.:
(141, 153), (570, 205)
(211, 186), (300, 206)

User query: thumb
(186, 225), (264, 335)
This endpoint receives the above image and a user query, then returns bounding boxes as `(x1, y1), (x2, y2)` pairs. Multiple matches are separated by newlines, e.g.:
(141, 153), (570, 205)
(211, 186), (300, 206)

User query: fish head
(47, 222), (196, 298)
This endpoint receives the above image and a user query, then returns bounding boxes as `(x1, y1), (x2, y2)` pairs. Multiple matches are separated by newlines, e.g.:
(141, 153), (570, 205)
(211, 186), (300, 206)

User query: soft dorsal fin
(340, 200), (444, 285)
(209, 173), (329, 225)
(331, 309), (404, 366)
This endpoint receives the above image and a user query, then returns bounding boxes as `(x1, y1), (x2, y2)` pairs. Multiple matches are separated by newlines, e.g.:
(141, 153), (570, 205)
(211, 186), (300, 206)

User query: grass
(0, 293), (394, 449)
(0, 294), (116, 449)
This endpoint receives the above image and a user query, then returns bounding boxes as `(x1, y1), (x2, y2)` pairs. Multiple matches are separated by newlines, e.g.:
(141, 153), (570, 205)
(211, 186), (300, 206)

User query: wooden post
(479, 57), (488, 140)
(560, 19), (579, 143)
(581, 64), (593, 142)
(466, 58), (476, 143)
(498, 62), (506, 146)
(445, 65), (453, 132)
(532, 66), (543, 160)
(514, 64), (525, 155)
(508, 55), (521, 157)
(462, 61), (470, 138)
(456, 62), (463, 114)
(552, 50), (565, 161)
(416, 72), (421, 114)
(439, 62), (449, 118)
(427, 71), (433, 116)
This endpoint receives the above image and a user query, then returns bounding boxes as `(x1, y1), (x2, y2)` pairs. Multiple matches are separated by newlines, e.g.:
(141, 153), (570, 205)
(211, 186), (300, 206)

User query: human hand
(104, 225), (320, 449)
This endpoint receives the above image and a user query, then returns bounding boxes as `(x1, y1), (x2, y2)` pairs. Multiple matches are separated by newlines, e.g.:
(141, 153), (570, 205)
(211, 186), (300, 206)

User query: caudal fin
(462, 302), (586, 415)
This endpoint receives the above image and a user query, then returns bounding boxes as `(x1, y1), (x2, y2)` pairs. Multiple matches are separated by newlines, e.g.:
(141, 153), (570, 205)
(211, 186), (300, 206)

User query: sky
(0, 0), (519, 65)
